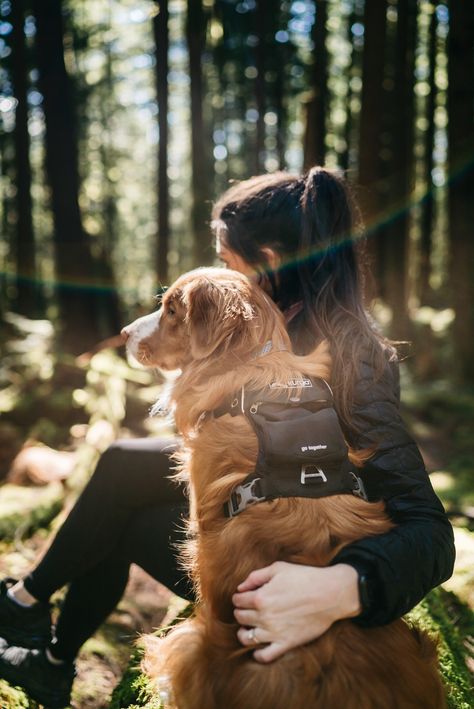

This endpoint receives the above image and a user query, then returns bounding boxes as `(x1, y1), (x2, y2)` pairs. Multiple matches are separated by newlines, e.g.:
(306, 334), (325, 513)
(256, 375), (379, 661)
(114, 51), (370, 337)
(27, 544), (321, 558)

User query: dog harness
(213, 376), (368, 518)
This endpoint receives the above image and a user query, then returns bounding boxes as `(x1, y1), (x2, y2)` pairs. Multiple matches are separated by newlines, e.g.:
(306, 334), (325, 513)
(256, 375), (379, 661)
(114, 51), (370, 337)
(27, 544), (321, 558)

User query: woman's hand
(233, 561), (361, 663)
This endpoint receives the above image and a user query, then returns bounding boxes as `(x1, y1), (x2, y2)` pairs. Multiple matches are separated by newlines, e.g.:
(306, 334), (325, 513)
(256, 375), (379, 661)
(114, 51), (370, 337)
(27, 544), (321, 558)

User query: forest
(0, 1), (473, 707)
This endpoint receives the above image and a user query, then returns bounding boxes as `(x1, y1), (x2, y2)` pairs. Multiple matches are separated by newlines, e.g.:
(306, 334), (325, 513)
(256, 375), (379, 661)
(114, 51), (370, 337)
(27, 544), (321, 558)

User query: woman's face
(215, 230), (256, 277)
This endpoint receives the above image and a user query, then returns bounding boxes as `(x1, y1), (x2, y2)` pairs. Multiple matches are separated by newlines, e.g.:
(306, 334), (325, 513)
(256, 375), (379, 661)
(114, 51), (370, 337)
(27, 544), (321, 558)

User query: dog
(123, 267), (444, 709)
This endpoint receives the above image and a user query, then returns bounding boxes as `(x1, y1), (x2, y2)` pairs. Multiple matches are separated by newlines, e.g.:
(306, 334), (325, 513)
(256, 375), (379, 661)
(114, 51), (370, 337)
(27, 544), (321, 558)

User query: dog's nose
(120, 327), (130, 342)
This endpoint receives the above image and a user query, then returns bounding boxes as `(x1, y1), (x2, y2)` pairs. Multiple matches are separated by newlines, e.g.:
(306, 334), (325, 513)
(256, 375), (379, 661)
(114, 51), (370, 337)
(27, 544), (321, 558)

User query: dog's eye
(167, 306), (176, 317)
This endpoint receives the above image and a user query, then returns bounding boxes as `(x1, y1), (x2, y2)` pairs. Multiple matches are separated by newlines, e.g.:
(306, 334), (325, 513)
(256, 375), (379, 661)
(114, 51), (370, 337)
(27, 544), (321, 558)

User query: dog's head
(123, 267), (284, 370)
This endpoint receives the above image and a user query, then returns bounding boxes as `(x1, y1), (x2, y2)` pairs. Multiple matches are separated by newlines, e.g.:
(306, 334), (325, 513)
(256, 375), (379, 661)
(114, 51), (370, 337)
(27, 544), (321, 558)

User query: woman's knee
(88, 437), (178, 501)
(88, 440), (133, 490)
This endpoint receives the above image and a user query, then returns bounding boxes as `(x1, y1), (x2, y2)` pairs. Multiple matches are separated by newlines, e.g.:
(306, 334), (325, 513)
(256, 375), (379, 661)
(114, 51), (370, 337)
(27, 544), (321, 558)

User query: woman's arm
(333, 355), (455, 625)
(233, 354), (455, 658)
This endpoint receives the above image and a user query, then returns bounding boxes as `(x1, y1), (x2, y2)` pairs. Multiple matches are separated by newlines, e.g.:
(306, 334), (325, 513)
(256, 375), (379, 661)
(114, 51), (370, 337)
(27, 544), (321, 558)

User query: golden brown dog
(123, 267), (444, 709)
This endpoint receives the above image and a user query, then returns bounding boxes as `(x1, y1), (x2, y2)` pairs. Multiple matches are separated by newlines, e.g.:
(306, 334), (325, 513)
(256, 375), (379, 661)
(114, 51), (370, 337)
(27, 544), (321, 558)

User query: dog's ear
(184, 276), (255, 360)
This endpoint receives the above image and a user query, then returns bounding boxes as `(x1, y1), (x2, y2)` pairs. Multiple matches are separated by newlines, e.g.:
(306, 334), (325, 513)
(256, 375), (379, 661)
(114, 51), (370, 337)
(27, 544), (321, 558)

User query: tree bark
(11, 0), (37, 314)
(153, 0), (170, 286)
(274, 55), (286, 169)
(358, 0), (387, 298)
(33, 0), (121, 351)
(383, 0), (417, 339)
(448, 1), (474, 383)
(255, 0), (266, 172)
(304, 0), (328, 169)
(418, 5), (437, 306)
(186, 0), (212, 266)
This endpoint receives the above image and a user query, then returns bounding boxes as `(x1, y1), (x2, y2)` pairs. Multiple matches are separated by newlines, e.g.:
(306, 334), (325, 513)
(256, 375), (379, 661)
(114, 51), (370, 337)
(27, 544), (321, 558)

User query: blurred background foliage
(0, 1), (473, 704)
(0, 0), (472, 503)
(0, 0), (472, 368)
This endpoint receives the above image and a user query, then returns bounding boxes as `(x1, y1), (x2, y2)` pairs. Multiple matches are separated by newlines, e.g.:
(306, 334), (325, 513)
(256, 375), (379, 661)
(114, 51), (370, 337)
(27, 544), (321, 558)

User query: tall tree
(186, 0), (212, 266)
(0, 132), (10, 316)
(33, 0), (120, 352)
(255, 0), (266, 172)
(448, 1), (474, 383)
(358, 0), (387, 297)
(418, 4), (437, 306)
(274, 48), (286, 170)
(304, 0), (328, 169)
(11, 0), (37, 314)
(382, 0), (417, 338)
(153, 0), (170, 285)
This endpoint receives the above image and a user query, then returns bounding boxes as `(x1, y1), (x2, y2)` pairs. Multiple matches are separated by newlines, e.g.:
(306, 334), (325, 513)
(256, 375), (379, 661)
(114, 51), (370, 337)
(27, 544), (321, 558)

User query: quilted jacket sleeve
(331, 355), (455, 626)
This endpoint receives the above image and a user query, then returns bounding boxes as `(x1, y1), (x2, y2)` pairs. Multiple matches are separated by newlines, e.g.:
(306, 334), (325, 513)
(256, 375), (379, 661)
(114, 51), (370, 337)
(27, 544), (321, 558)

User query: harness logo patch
(301, 444), (327, 452)
(270, 378), (313, 389)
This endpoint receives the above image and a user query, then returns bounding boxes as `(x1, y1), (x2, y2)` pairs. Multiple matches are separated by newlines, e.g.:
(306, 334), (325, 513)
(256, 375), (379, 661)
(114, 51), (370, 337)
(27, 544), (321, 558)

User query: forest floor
(0, 313), (472, 707)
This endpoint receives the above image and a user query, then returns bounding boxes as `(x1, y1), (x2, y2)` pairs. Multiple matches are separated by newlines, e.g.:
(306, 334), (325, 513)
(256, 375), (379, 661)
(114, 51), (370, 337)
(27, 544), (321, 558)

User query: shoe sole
(0, 660), (71, 708)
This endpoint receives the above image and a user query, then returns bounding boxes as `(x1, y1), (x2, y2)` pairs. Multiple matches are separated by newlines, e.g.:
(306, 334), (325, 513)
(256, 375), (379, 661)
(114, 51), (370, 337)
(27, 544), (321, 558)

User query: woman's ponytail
(212, 166), (395, 437)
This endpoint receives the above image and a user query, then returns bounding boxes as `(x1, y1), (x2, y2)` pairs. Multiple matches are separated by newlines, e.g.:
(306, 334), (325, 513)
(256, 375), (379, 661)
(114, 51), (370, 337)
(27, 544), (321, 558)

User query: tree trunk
(448, 1), (474, 384)
(153, 0), (170, 286)
(274, 55), (286, 169)
(255, 0), (266, 172)
(186, 0), (212, 267)
(383, 0), (417, 339)
(0, 133), (10, 316)
(418, 5), (437, 306)
(304, 0), (328, 170)
(358, 0), (387, 299)
(33, 0), (120, 352)
(11, 0), (37, 315)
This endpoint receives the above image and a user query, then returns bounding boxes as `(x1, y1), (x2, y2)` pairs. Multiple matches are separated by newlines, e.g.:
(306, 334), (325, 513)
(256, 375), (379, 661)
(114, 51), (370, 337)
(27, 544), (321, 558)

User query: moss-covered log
(111, 588), (473, 709)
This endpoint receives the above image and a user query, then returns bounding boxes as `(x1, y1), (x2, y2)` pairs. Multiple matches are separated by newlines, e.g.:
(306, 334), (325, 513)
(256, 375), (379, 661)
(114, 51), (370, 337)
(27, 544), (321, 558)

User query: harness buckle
(224, 478), (266, 518)
(350, 472), (368, 501)
(300, 465), (328, 485)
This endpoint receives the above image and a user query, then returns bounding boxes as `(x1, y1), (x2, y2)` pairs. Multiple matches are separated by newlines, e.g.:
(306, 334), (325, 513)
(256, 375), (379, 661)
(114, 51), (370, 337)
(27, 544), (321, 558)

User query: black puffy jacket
(331, 354), (455, 625)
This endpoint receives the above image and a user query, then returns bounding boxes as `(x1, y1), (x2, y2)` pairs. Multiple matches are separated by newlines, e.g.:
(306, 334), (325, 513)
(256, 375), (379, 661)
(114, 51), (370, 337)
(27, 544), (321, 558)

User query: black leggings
(23, 437), (192, 661)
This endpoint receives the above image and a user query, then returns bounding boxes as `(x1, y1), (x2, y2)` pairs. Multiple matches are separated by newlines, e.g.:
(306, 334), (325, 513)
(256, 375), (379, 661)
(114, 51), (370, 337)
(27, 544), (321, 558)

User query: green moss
(0, 679), (38, 708)
(407, 588), (474, 709)
(0, 482), (64, 541)
(108, 646), (161, 709)
(110, 606), (194, 709)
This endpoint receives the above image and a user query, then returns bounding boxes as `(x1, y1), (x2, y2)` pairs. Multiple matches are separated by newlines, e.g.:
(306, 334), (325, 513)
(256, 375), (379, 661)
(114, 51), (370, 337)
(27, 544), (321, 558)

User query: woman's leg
(23, 436), (182, 602)
(0, 440), (191, 707)
(51, 502), (193, 661)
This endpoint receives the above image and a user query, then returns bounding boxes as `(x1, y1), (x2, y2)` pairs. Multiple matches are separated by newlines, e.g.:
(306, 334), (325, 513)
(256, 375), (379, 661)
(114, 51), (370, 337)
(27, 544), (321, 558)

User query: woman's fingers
(254, 642), (288, 663)
(236, 563), (278, 593)
(232, 590), (259, 609)
(237, 625), (270, 647)
(233, 608), (258, 625)
(236, 624), (290, 663)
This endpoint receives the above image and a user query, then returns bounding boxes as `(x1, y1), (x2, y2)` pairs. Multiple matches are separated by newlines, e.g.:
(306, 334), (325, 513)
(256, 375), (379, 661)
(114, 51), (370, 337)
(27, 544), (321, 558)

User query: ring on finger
(248, 627), (259, 645)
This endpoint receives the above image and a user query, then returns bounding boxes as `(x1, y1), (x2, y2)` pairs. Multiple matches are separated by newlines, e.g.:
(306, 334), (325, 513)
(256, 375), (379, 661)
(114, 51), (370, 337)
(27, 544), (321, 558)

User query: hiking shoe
(0, 578), (52, 648)
(0, 640), (75, 708)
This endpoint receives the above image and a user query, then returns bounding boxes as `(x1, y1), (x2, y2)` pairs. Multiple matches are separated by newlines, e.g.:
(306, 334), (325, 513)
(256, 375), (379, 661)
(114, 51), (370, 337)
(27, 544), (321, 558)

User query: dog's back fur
(132, 268), (444, 709)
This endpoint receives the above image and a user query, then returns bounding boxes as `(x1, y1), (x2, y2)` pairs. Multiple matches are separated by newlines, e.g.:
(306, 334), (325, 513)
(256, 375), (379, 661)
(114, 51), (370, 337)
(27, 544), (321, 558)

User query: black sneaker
(0, 640), (75, 708)
(0, 578), (52, 648)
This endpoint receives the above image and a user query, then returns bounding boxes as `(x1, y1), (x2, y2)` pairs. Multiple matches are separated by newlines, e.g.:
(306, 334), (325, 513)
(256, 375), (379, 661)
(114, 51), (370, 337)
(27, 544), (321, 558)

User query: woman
(0, 167), (454, 708)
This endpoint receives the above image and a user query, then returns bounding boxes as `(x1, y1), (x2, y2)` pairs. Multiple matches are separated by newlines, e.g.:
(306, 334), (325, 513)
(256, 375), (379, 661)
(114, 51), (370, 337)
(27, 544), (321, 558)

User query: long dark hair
(211, 166), (396, 433)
